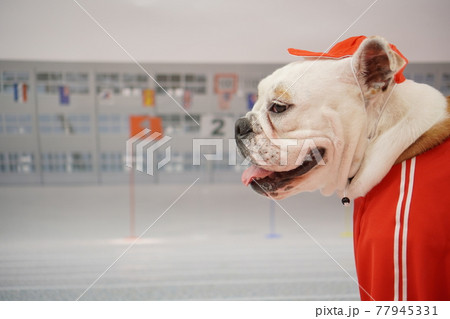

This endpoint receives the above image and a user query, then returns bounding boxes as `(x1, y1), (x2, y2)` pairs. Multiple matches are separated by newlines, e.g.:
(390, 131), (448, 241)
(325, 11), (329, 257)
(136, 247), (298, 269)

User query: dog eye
(269, 102), (288, 113)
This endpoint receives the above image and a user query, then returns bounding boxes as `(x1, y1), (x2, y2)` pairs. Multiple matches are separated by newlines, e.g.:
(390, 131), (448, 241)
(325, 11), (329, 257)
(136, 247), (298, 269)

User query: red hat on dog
(288, 36), (408, 84)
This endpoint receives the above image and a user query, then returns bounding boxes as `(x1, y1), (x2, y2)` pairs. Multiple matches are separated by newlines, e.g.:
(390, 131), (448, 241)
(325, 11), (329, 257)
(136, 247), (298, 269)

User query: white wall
(0, 0), (449, 63)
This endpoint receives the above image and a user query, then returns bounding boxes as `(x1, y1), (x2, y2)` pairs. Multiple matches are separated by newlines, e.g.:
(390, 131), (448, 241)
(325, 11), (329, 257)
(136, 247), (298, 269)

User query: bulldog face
(236, 59), (359, 199)
(235, 37), (407, 200)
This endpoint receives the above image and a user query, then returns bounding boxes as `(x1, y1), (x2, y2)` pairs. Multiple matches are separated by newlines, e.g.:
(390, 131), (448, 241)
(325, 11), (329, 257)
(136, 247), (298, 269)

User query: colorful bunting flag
(59, 85), (70, 105)
(183, 90), (192, 109)
(247, 92), (257, 110)
(142, 89), (155, 107)
(13, 83), (28, 103)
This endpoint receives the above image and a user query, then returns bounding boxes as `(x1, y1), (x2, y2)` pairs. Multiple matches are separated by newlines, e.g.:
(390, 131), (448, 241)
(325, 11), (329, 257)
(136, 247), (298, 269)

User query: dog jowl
(236, 116), (326, 197)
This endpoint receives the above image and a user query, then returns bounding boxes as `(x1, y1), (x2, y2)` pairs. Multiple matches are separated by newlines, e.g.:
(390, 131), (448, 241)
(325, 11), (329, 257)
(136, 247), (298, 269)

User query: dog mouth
(241, 148), (326, 196)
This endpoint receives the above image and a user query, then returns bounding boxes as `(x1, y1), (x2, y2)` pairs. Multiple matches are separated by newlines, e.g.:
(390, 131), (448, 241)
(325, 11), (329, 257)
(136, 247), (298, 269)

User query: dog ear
(353, 36), (406, 92)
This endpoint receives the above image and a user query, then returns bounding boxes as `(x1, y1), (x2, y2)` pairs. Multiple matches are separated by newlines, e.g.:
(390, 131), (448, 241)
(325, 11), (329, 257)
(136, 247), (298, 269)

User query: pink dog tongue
(241, 166), (273, 186)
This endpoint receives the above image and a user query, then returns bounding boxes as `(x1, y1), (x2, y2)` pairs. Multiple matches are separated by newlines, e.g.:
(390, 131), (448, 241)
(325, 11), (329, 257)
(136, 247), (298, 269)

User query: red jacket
(354, 138), (450, 301)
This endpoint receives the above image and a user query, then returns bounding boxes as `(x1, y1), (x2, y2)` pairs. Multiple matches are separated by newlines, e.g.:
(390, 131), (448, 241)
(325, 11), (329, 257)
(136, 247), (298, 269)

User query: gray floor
(0, 181), (359, 300)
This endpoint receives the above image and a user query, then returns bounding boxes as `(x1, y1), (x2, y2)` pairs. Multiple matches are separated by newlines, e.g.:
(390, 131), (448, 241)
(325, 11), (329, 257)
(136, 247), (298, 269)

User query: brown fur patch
(273, 86), (291, 102)
(395, 97), (450, 164)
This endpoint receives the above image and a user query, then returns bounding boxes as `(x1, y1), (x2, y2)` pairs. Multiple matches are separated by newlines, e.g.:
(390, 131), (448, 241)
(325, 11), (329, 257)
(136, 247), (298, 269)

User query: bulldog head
(235, 36), (406, 200)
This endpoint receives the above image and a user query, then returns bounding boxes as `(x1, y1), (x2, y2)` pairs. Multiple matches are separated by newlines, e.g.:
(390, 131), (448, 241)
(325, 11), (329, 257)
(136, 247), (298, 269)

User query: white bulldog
(235, 36), (449, 201)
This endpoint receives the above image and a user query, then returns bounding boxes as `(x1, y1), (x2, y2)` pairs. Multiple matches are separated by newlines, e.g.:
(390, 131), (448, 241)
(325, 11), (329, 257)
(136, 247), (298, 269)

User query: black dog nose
(235, 118), (253, 139)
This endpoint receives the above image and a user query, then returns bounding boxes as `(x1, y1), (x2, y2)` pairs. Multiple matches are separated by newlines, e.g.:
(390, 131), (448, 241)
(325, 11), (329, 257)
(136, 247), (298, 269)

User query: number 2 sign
(200, 114), (234, 138)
